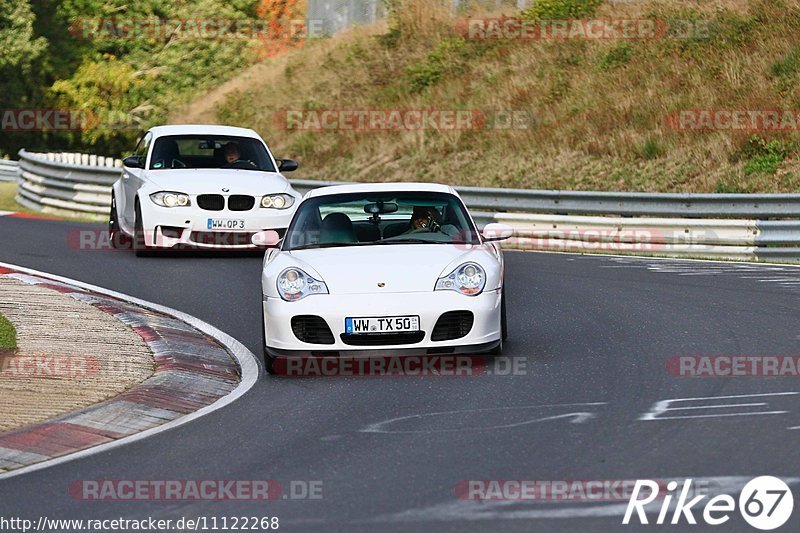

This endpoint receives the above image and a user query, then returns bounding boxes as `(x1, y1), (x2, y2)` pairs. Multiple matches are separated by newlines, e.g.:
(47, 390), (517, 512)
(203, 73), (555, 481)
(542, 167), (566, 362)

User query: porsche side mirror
(252, 230), (282, 248)
(482, 223), (514, 241)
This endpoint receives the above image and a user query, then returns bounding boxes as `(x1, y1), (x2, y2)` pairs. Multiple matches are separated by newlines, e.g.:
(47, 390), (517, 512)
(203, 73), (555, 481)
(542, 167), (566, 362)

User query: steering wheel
(228, 159), (258, 169)
(420, 216), (441, 233)
(407, 216), (441, 234)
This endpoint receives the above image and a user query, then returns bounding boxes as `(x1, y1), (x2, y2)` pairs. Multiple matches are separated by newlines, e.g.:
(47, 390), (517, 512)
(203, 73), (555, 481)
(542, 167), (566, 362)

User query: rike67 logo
(623, 476), (793, 530)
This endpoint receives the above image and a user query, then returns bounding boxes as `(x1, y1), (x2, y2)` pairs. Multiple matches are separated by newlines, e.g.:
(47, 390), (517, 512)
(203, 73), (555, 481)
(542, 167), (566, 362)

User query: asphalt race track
(2, 215), (800, 531)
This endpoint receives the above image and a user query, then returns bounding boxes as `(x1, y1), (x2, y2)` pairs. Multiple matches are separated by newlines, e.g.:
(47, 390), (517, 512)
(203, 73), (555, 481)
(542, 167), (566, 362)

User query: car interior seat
(354, 223), (381, 242)
(320, 213), (357, 244)
(151, 139), (182, 169)
(382, 221), (410, 239)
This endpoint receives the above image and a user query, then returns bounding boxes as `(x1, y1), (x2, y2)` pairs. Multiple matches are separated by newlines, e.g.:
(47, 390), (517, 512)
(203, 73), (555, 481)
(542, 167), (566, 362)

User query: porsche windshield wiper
(292, 239), (477, 249)
(374, 238), (441, 245)
(290, 242), (369, 250)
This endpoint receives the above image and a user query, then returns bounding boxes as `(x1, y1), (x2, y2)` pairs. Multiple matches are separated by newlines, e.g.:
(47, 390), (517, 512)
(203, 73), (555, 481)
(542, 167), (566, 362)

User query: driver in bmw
(222, 142), (242, 166)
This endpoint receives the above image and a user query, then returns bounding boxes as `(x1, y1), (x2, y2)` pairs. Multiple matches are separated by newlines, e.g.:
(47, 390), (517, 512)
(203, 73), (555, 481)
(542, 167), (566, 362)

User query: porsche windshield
(148, 135), (276, 172)
(283, 192), (480, 250)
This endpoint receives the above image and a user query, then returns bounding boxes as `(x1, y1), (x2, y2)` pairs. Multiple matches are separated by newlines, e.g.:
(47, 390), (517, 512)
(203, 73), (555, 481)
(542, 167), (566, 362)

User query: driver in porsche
(405, 206), (458, 237)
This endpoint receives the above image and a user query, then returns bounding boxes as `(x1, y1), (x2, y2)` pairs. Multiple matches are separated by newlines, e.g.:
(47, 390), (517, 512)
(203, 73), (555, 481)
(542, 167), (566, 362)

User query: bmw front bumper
(138, 201), (295, 249)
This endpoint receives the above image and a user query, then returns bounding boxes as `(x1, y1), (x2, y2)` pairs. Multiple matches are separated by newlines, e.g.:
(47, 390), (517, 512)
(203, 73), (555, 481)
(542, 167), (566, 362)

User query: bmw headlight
(277, 267), (329, 301)
(150, 191), (190, 207)
(435, 262), (486, 296)
(261, 194), (295, 209)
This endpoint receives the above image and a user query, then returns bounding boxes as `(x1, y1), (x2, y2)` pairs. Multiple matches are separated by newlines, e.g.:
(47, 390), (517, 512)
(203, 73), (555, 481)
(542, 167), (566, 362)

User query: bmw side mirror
(123, 155), (144, 169)
(277, 159), (298, 172)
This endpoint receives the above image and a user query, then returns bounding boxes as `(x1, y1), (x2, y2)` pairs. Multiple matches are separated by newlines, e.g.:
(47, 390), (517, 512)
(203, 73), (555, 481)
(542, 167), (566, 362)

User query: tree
(0, 0), (50, 155)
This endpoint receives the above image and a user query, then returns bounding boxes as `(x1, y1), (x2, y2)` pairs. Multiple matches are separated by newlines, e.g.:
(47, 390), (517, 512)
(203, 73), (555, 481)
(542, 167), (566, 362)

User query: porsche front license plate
(207, 218), (245, 230)
(345, 316), (420, 334)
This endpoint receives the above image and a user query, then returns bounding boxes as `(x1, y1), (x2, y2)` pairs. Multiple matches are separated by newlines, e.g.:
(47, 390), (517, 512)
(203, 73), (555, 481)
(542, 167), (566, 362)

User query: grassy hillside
(173, 0), (800, 193)
(0, 311), (16, 350)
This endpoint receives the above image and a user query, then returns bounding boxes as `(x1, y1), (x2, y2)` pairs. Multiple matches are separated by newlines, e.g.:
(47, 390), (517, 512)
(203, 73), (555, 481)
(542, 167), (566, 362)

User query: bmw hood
(271, 244), (500, 295)
(146, 169), (293, 195)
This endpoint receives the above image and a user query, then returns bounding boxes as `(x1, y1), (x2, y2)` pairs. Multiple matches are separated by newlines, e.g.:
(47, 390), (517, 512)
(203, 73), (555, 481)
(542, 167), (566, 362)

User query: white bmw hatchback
(260, 182), (513, 373)
(109, 125), (301, 255)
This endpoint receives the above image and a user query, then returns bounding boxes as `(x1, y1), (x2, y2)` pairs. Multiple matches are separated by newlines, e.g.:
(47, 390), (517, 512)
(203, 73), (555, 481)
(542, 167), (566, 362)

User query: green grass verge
(0, 182), (40, 216)
(0, 312), (17, 350)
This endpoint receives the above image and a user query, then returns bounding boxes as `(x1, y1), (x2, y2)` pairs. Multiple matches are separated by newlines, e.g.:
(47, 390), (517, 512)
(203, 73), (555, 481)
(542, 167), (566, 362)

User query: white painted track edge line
(504, 248), (800, 268)
(0, 260), (260, 481)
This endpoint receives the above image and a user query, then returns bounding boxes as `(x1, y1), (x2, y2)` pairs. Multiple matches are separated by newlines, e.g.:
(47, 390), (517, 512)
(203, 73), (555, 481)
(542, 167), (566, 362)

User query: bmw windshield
(148, 135), (276, 172)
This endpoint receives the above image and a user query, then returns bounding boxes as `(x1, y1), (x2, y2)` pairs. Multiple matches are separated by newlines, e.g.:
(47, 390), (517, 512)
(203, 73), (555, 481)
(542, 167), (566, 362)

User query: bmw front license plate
(207, 218), (245, 230)
(346, 316), (420, 334)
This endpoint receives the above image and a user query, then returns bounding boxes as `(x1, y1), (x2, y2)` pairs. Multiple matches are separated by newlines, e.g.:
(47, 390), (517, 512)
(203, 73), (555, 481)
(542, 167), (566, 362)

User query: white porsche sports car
(109, 125), (301, 255)
(260, 182), (513, 373)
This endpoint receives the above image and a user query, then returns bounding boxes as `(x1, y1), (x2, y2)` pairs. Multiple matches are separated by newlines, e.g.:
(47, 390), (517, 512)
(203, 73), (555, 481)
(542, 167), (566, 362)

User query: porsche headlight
(150, 191), (190, 207)
(277, 267), (328, 301)
(261, 194), (295, 209)
(435, 262), (486, 296)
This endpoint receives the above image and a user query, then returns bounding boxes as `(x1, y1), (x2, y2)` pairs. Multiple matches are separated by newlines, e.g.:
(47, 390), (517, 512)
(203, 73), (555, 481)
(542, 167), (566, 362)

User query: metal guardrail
(16, 150), (120, 218)
(489, 212), (758, 261)
(291, 178), (800, 261)
(14, 149), (800, 262)
(0, 160), (18, 182)
(292, 179), (800, 218)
